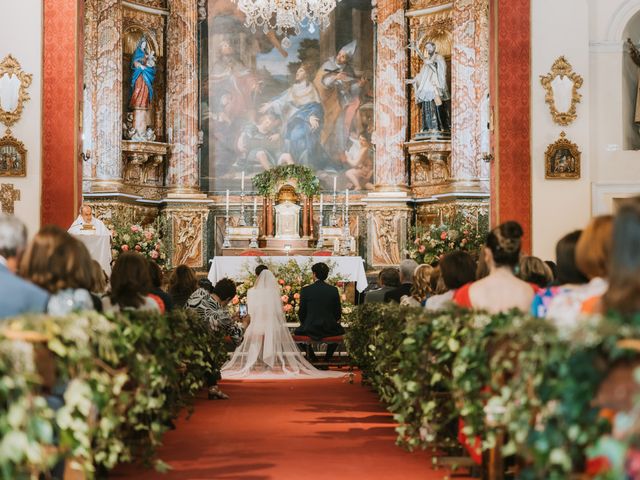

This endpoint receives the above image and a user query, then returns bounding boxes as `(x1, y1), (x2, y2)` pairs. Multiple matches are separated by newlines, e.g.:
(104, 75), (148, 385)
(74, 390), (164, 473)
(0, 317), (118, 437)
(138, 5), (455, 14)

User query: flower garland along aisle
(107, 217), (167, 266)
(231, 258), (355, 325)
(407, 212), (489, 265)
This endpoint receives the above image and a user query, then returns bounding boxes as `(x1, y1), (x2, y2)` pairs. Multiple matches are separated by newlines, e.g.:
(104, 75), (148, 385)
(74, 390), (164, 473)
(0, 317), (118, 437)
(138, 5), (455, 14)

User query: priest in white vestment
(68, 205), (110, 236)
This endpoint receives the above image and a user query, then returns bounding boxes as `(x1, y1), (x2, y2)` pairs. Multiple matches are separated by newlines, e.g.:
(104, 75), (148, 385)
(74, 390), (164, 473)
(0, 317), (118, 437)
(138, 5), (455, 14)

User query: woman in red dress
(454, 221), (537, 313)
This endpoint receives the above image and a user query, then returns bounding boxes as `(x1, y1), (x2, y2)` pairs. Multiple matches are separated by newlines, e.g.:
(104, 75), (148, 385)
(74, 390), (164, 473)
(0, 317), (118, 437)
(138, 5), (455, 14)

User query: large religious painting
(202, 0), (374, 193)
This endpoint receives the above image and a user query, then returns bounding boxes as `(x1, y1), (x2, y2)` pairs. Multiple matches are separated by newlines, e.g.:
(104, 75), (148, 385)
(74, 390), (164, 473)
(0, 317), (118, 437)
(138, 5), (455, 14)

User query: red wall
(492, 0), (532, 253)
(42, 0), (82, 227)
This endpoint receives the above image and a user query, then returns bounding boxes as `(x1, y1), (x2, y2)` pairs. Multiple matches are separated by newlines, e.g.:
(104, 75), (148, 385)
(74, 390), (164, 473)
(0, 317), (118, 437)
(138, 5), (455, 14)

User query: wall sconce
(80, 149), (92, 162)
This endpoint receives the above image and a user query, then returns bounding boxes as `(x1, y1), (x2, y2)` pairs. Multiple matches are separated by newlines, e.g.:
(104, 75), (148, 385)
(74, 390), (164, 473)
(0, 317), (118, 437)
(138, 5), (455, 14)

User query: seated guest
(531, 230), (589, 320)
(103, 252), (163, 312)
(89, 260), (107, 311)
(602, 198), (640, 314)
(19, 225), (96, 315)
(187, 277), (246, 399)
(68, 204), (110, 236)
(518, 256), (554, 289)
(364, 267), (400, 304)
(168, 265), (198, 309)
(545, 260), (558, 283)
(295, 262), (344, 362)
(187, 278), (246, 347)
(0, 213), (49, 319)
(148, 260), (174, 311)
(401, 264), (434, 307)
(426, 250), (476, 311)
(453, 221), (536, 313)
(384, 259), (419, 303)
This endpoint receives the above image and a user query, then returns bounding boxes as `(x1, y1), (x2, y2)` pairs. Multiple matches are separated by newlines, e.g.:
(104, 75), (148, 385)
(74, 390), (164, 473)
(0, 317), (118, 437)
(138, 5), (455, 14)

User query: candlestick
(223, 189), (231, 248)
(333, 176), (337, 194)
(241, 171), (245, 192)
(253, 197), (257, 215)
(316, 193), (325, 249)
(225, 189), (229, 214)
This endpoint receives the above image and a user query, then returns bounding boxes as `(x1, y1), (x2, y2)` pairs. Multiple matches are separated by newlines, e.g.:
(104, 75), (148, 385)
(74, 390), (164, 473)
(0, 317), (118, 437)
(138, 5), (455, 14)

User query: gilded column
(372, 0), (408, 190)
(166, 0), (200, 196)
(365, 0), (411, 268)
(93, 0), (123, 191)
(82, 0), (98, 192)
(451, 0), (491, 186)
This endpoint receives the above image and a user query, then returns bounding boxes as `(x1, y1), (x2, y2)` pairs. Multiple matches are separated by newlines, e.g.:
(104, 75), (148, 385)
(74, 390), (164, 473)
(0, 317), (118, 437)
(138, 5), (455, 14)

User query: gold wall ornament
(540, 56), (583, 126)
(0, 129), (27, 177)
(0, 55), (33, 127)
(545, 132), (581, 180)
(0, 183), (20, 214)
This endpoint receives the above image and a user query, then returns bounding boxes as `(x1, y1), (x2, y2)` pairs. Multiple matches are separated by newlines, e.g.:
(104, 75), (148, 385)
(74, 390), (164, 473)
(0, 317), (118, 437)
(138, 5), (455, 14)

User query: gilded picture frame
(545, 132), (580, 180)
(540, 56), (583, 126)
(0, 130), (27, 177)
(0, 55), (33, 128)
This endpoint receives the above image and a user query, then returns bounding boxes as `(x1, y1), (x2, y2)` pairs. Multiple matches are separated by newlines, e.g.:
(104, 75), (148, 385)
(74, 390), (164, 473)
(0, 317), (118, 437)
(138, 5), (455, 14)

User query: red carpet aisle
(114, 376), (461, 479)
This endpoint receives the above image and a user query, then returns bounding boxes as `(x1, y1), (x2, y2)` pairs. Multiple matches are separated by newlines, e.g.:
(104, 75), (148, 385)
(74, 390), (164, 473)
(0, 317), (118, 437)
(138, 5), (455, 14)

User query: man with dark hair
(0, 213), (49, 319)
(295, 262), (344, 362)
(187, 277), (247, 399)
(384, 259), (419, 303)
(364, 268), (400, 304)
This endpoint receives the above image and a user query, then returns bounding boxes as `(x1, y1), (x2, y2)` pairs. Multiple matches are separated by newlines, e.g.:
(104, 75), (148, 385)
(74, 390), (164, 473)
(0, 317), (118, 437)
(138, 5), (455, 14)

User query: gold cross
(0, 183), (20, 214)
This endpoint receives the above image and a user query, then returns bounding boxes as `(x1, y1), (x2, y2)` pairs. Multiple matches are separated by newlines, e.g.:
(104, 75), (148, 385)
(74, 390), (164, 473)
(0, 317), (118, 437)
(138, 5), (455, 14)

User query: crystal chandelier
(233, 0), (340, 37)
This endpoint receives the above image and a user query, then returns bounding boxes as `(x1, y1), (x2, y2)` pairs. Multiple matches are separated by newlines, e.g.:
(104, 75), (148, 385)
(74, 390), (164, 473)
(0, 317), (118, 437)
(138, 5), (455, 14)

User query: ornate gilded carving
(122, 140), (168, 186)
(0, 183), (20, 214)
(168, 208), (208, 267)
(406, 139), (451, 194)
(0, 130), (27, 177)
(544, 132), (581, 180)
(0, 55), (33, 128)
(415, 201), (489, 234)
(367, 208), (409, 267)
(408, 0), (452, 10)
(540, 56), (583, 126)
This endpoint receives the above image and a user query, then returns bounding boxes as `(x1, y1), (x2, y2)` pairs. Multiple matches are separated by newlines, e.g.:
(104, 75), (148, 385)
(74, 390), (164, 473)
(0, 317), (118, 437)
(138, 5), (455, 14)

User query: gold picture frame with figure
(545, 132), (580, 180)
(0, 130), (27, 177)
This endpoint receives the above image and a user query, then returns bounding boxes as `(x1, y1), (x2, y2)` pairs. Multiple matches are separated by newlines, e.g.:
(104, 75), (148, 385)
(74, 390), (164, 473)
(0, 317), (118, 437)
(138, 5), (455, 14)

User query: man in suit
(295, 262), (344, 362)
(0, 214), (49, 320)
(384, 259), (419, 304)
(364, 267), (400, 304)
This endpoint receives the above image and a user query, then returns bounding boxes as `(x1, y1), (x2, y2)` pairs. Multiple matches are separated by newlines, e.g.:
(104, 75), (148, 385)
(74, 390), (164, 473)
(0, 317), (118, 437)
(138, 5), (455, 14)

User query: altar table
(208, 256), (368, 292)
(73, 235), (112, 276)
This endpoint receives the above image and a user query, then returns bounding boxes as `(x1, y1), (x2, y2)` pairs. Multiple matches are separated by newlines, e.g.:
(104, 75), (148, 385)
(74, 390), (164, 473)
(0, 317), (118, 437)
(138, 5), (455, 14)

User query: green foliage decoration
(0, 308), (225, 479)
(252, 165), (320, 198)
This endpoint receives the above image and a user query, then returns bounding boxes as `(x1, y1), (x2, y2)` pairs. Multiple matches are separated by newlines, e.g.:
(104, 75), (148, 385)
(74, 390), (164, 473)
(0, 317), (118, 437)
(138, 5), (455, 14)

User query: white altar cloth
(208, 256), (368, 292)
(73, 235), (112, 276)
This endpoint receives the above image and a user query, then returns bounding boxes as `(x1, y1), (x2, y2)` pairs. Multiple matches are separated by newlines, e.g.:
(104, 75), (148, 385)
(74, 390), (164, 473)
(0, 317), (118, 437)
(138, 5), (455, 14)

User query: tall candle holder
(222, 214), (231, 248)
(316, 196), (325, 249)
(249, 203), (259, 249)
(238, 190), (247, 226)
(330, 189), (338, 227)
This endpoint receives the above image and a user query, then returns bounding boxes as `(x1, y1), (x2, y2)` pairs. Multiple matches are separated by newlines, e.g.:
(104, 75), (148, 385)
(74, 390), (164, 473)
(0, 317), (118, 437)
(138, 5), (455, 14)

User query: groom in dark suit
(295, 262), (344, 362)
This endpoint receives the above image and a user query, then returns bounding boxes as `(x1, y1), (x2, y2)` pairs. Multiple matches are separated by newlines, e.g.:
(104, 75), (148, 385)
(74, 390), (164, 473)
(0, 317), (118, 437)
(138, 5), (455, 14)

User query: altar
(208, 256), (368, 293)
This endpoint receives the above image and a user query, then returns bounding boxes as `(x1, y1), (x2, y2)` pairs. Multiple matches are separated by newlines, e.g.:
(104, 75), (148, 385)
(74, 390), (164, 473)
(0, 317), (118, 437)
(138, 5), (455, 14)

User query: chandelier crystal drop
(233, 0), (340, 37)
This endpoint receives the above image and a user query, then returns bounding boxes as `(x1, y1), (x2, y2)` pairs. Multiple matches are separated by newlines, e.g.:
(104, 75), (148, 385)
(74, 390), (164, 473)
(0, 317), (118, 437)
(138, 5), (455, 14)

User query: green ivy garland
(252, 165), (321, 198)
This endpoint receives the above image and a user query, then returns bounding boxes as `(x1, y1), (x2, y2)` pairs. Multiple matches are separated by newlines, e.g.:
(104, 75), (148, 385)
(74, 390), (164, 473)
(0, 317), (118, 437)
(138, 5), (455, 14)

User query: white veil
(221, 270), (343, 379)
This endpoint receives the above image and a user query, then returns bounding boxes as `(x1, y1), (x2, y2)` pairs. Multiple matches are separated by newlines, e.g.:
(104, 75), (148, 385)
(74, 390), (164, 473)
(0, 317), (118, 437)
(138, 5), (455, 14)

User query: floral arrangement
(252, 164), (320, 198)
(231, 258), (355, 324)
(107, 217), (167, 266)
(407, 212), (489, 265)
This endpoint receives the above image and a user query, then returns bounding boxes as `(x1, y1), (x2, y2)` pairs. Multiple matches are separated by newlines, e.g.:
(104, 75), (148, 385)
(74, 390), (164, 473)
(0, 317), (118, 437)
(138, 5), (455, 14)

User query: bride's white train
(221, 270), (344, 380)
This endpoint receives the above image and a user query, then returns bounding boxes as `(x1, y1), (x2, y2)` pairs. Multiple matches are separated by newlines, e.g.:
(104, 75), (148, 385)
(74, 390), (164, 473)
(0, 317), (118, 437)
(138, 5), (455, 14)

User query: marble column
(365, 0), (411, 268)
(93, 0), (123, 192)
(82, 0), (98, 192)
(166, 0), (201, 196)
(451, 0), (491, 188)
(372, 0), (408, 191)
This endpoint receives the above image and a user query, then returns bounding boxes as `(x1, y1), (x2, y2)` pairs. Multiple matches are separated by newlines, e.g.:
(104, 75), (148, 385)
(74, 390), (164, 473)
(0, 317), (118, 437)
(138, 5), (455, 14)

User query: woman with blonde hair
(401, 264), (434, 307)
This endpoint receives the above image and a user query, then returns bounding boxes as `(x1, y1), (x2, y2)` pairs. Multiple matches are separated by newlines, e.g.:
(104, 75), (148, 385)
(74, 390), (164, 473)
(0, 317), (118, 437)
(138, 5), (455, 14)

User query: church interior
(2, 0), (640, 478)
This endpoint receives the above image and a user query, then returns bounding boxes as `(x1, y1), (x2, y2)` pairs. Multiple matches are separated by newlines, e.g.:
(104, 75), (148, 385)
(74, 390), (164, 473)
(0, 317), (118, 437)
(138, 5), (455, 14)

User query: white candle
(241, 171), (245, 192)
(253, 196), (257, 214)
(333, 176), (337, 193)
(345, 189), (349, 209)
(225, 189), (229, 213)
(319, 193), (323, 214)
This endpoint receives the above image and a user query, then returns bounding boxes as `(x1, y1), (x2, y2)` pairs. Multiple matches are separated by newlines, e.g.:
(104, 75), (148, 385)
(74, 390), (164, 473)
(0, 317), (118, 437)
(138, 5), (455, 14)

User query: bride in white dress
(221, 269), (344, 379)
